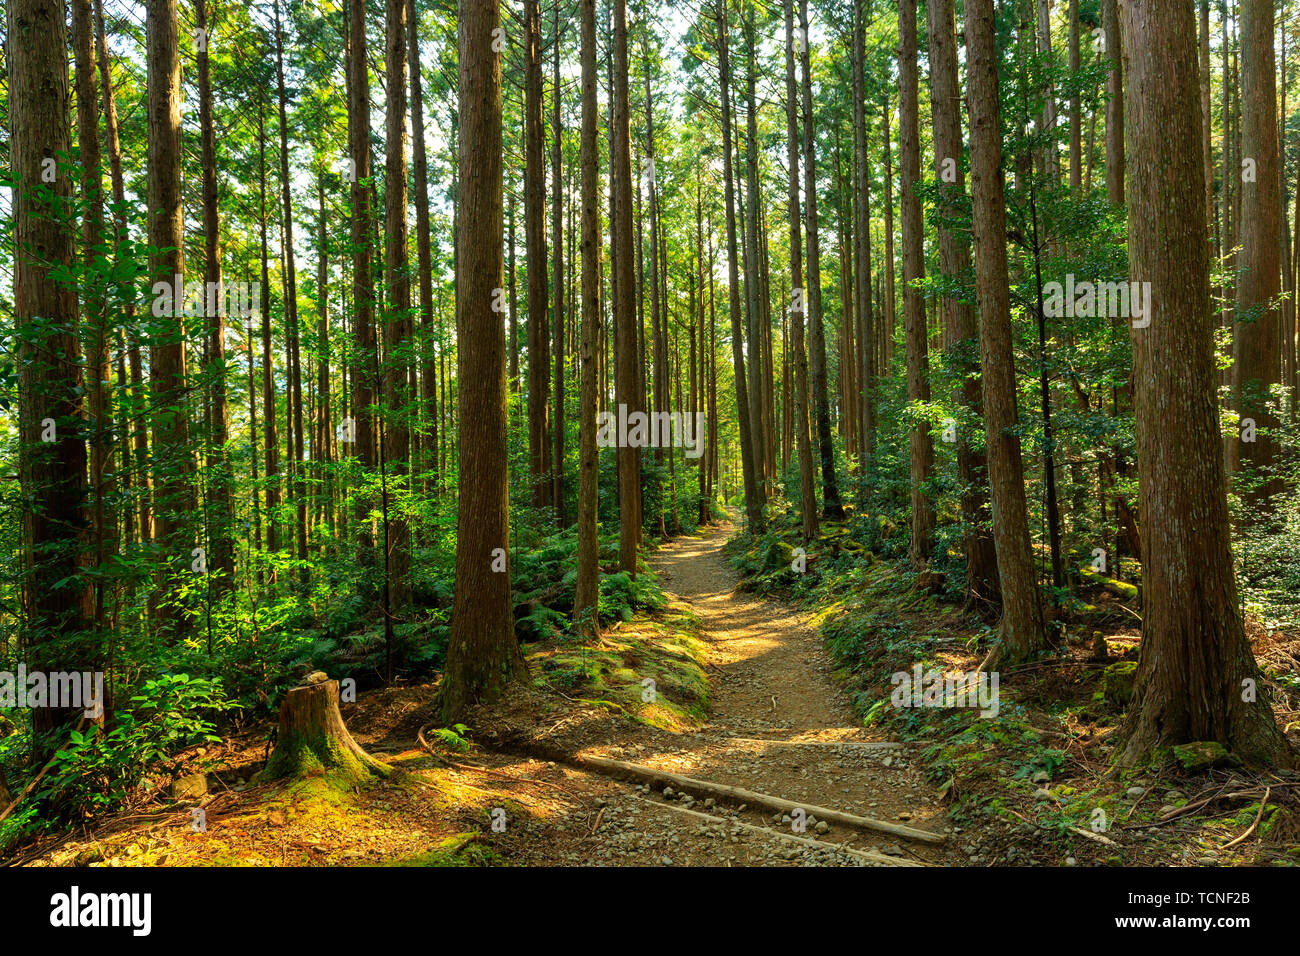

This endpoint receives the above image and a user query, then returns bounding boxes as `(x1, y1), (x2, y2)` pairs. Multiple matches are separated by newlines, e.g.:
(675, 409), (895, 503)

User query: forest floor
(16, 519), (1300, 868)
(20, 518), (951, 867)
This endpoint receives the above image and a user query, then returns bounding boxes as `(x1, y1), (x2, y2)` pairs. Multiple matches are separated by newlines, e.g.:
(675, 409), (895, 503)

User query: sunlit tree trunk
(899, 0), (934, 564)
(525, 0), (552, 510)
(147, 0), (195, 636)
(1117, 0), (1293, 769)
(441, 0), (527, 722)
(13, 0), (95, 740)
(1231, 0), (1284, 520)
(574, 0), (602, 633)
(928, 0), (997, 600)
(965, 0), (1047, 664)
(799, 0), (843, 520)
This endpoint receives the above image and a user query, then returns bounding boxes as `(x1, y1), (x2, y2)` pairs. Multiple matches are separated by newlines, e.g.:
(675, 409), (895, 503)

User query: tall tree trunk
(348, 0), (376, 562)
(965, 0), (1047, 664)
(147, 0), (194, 636)
(508, 194), (520, 393)
(259, 94), (281, 560)
(574, 0), (601, 632)
(1103, 0), (1124, 205)
(196, 0), (233, 596)
(525, 0), (552, 509)
(408, 0), (438, 491)
(743, 6), (768, 503)
(383, 0), (412, 611)
(645, 31), (669, 538)
(930, 0), (998, 600)
(899, 0), (934, 564)
(1068, 0), (1082, 194)
(552, 0), (567, 526)
(316, 177), (333, 537)
(881, 102), (897, 370)
(1201, 0), (1215, 248)
(1232, 0), (1284, 519)
(1117, 0), (1292, 769)
(852, 0), (875, 458)
(13, 0), (95, 738)
(697, 187), (713, 525)
(718, 0), (764, 533)
(95, 0), (149, 547)
(275, 0), (308, 574)
(74, 0), (115, 636)
(441, 0), (527, 722)
(799, 0), (843, 520)
(613, 0), (643, 569)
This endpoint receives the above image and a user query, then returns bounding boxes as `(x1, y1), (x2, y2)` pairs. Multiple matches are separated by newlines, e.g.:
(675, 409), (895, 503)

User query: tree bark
(743, 7), (768, 503)
(799, 0), (843, 520)
(441, 0), (528, 722)
(525, 0), (552, 510)
(349, 0), (376, 562)
(408, 0), (438, 491)
(1231, 0), (1284, 519)
(899, 0), (934, 564)
(552, 0), (567, 526)
(73, 0), (116, 633)
(612, 0), (643, 570)
(881, 102), (897, 371)
(1103, 0), (1124, 205)
(852, 0), (875, 459)
(95, 0), (151, 546)
(574, 0), (601, 634)
(257, 95), (281, 562)
(1117, 0), (1292, 769)
(785, 0), (817, 540)
(196, 0), (233, 596)
(929, 0), (998, 600)
(384, 0), (412, 607)
(717, 0), (764, 534)
(147, 0), (195, 635)
(274, 0), (308, 574)
(12, 0), (95, 738)
(965, 0), (1047, 664)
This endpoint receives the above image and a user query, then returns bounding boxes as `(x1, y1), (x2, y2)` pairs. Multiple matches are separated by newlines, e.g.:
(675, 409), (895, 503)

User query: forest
(1, 0), (1299, 878)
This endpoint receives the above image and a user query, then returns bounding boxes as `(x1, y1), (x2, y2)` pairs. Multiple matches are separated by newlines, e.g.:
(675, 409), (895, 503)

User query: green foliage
(600, 569), (667, 623)
(1, 675), (230, 843)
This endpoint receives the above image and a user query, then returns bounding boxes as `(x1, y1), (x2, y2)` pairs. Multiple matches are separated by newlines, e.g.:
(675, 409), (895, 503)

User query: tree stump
(255, 673), (391, 786)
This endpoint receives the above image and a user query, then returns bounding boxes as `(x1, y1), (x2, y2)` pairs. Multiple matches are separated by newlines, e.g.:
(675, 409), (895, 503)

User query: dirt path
(500, 519), (952, 866)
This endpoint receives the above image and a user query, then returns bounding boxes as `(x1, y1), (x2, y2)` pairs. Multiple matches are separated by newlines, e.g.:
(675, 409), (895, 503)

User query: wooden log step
(562, 752), (946, 845)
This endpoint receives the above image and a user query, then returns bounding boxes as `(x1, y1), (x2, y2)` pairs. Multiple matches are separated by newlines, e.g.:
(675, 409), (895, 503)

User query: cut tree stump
(255, 673), (391, 786)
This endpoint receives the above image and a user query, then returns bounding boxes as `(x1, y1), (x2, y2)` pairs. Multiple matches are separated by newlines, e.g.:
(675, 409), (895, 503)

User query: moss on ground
(531, 601), (709, 730)
(385, 833), (502, 867)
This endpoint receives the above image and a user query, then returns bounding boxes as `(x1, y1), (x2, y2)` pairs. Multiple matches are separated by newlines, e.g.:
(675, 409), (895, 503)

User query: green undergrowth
(531, 594), (709, 731)
(386, 833), (502, 867)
